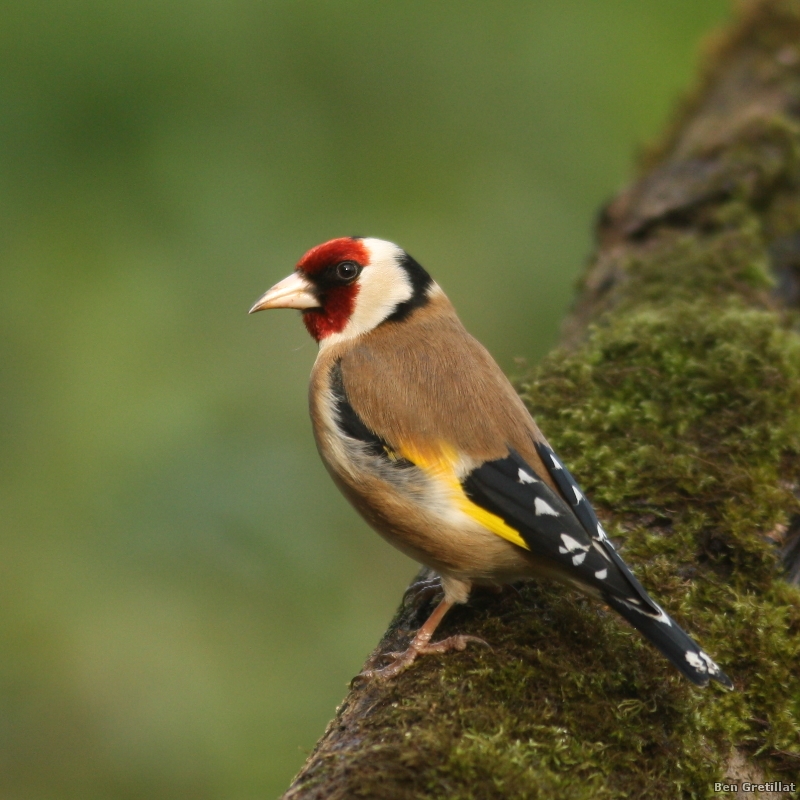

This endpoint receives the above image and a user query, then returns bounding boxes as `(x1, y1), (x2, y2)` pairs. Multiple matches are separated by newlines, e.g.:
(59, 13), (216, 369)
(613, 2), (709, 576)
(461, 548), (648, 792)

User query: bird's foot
(359, 634), (489, 681)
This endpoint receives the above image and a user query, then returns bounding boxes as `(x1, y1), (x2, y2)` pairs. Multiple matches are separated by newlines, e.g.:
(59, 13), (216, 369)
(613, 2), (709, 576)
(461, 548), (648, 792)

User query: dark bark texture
(283, 2), (800, 797)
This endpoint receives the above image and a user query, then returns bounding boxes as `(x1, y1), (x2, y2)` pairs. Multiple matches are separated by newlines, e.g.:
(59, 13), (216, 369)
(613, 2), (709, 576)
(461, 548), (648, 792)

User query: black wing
(463, 446), (732, 689)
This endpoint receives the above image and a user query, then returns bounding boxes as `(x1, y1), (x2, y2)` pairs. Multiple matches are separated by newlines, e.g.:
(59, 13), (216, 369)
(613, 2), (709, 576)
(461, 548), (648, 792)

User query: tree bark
(283, 2), (800, 797)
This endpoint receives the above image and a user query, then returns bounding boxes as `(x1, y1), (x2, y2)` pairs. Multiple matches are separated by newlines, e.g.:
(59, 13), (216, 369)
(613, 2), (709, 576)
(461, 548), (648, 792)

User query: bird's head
(249, 237), (433, 344)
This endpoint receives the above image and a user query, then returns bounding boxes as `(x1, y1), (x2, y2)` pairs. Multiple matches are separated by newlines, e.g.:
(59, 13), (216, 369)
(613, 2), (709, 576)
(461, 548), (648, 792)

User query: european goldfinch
(250, 237), (732, 688)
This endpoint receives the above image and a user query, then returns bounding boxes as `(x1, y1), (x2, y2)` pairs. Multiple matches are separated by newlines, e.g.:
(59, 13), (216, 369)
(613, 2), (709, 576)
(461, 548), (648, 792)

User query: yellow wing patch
(397, 441), (530, 551)
(457, 498), (530, 550)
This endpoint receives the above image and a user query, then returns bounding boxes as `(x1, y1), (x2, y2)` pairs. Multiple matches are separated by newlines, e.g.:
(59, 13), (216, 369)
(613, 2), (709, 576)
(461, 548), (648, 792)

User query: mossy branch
(283, 2), (800, 797)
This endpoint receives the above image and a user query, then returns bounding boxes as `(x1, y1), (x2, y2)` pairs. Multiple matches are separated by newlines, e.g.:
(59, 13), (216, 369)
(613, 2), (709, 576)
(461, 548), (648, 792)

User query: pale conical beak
(249, 272), (320, 313)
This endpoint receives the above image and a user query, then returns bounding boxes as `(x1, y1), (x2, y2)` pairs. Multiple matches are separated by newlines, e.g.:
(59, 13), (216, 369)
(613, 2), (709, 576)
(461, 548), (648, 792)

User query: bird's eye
(335, 261), (360, 281)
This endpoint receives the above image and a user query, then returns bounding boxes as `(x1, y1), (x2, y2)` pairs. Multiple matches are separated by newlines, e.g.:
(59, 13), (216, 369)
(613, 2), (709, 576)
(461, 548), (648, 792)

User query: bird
(249, 236), (733, 688)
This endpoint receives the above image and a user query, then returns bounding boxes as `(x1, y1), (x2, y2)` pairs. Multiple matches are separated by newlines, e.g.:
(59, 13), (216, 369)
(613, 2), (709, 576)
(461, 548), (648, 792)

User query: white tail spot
(685, 651), (707, 672)
(699, 651), (720, 674)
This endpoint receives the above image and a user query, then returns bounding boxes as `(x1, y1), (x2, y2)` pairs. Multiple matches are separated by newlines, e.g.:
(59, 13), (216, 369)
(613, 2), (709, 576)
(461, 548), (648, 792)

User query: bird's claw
(422, 634), (490, 654)
(357, 634), (490, 681)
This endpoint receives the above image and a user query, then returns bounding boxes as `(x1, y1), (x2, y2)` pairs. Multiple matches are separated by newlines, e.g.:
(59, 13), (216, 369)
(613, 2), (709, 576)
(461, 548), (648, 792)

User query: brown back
(315, 291), (558, 490)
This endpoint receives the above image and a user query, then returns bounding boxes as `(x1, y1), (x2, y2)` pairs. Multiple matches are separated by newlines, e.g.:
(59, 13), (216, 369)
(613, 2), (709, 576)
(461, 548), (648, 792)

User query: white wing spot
(685, 651), (707, 672)
(572, 552), (587, 566)
(517, 468), (536, 484)
(534, 498), (559, 516)
(616, 596), (673, 625)
(558, 533), (590, 554)
(592, 541), (612, 562)
(616, 598), (649, 617)
(595, 524), (608, 541)
(572, 486), (584, 503)
(549, 454), (563, 470)
(594, 569), (608, 580)
(651, 603), (673, 626)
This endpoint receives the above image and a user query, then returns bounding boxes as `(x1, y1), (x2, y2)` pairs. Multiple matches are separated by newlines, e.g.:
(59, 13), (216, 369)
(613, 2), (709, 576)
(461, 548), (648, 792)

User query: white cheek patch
(318, 238), (413, 350)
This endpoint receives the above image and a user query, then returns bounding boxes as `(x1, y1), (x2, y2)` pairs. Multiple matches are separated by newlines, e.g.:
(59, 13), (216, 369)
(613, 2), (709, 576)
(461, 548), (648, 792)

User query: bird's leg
(402, 576), (442, 608)
(360, 597), (489, 680)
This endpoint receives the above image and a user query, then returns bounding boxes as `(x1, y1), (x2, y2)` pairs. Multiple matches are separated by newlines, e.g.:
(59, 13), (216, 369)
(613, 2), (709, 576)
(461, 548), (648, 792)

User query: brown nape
(357, 596), (488, 680)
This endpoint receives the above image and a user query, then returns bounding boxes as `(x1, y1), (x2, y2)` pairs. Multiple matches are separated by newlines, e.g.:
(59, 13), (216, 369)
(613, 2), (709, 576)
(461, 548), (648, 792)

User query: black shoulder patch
(383, 251), (433, 324)
(329, 361), (413, 468)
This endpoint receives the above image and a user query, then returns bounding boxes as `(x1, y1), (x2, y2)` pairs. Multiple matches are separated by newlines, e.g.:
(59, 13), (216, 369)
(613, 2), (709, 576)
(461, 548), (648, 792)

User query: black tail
(605, 595), (733, 689)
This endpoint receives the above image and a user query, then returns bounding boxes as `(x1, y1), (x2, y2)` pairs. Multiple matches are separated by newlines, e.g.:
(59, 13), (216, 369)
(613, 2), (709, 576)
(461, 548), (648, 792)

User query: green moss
(518, 300), (800, 790)
(526, 302), (800, 573)
(619, 222), (774, 309)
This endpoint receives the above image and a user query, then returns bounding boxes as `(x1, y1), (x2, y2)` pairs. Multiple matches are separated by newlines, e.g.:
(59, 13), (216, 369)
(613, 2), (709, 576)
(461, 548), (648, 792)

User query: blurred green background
(0, 1), (729, 797)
